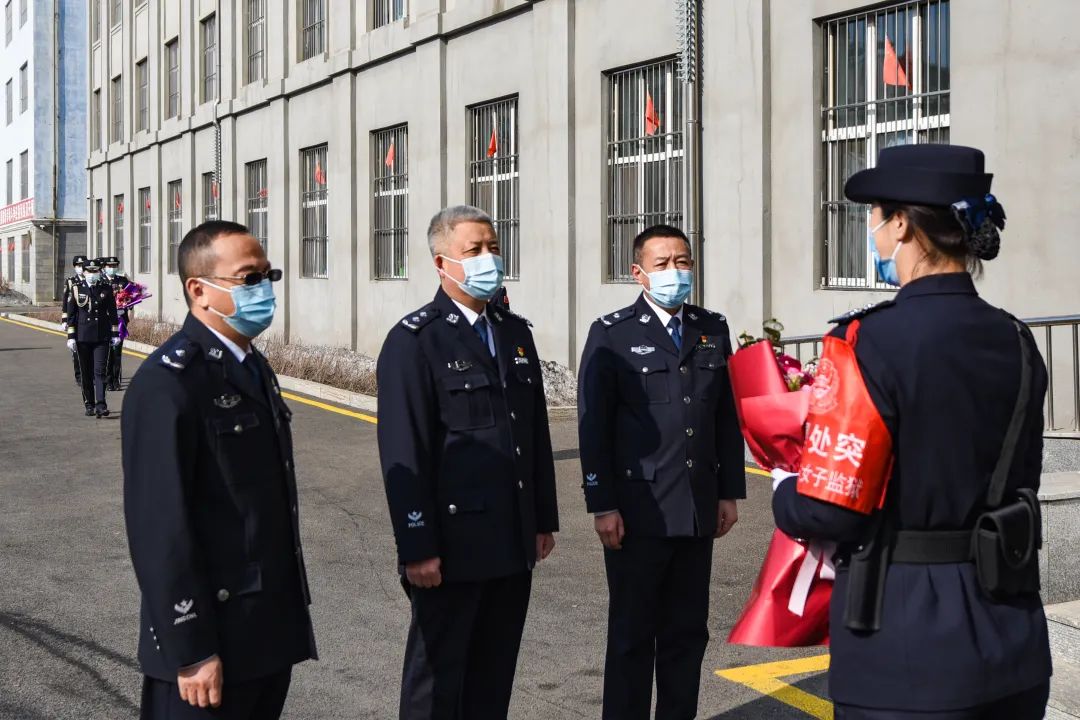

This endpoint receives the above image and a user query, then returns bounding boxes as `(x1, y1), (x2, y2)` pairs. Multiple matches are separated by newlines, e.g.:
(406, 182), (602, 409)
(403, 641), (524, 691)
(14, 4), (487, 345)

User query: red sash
(797, 321), (893, 514)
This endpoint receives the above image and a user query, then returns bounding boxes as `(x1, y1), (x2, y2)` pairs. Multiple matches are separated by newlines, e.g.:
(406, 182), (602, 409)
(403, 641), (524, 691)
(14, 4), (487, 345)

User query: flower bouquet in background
(726, 319), (833, 648)
(114, 281), (152, 340)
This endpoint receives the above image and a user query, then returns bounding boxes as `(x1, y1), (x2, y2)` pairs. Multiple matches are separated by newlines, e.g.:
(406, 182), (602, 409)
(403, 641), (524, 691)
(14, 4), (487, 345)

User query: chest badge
(639, 314), (651, 324)
(514, 346), (530, 365)
(696, 335), (717, 351)
(450, 360), (473, 372)
(631, 345), (656, 356)
(214, 394), (242, 410)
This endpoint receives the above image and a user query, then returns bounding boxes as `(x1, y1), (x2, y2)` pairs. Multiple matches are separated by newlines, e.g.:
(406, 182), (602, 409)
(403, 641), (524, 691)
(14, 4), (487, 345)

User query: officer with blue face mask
(377, 205), (559, 720)
(121, 221), (316, 720)
(578, 224), (745, 720)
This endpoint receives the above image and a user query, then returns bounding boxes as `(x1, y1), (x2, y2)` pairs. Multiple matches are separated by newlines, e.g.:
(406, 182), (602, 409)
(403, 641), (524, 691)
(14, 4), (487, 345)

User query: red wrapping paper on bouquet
(725, 339), (832, 646)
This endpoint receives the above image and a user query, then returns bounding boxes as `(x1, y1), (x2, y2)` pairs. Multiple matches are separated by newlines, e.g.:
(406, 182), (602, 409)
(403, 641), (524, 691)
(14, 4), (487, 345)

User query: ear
(892, 210), (911, 243)
(185, 277), (209, 309)
(630, 262), (649, 288)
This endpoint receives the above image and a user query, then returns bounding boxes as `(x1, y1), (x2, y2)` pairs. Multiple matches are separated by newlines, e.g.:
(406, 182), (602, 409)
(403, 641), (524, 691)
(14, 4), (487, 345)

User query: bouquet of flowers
(114, 281), (152, 340)
(725, 319), (834, 648)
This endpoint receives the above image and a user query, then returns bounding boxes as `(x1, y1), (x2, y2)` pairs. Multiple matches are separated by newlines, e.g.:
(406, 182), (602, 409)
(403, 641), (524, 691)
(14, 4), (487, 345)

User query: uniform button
(518, 481), (524, 489)
(680, 366), (688, 374)
(527, 378), (533, 384)
(149, 626), (154, 633)
(217, 588), (230, 602)
(510, 411), (517, 420)
(448, 504), (458, 515)
(464, 382), (472, 390)
(686, 459), (694, 468)
(641, 367), (648, 373)
(686, 428), (694, 437)
(156, 644), (161, 651)
(503, 381), (508, 389)
(683, 396), (691, 405)
(625, 469), (632, 477)
(515, 446), (522, 456)
(233, 424), (243, 433)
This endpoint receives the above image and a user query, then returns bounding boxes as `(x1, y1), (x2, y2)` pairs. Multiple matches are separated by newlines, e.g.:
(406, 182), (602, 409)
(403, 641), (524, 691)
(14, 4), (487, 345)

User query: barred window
(373, 0), (406, 29)
(821, 0), (950, 289)
(111, 76), (123, 144)
(469, 98), (519, 279)
(5, 3), (11, 45)
(91, 90), (102, 151)
(95, 199), (104, 256)
(606, 59), (684, 282)
(201, 14), (217, 104)
(92, 0), (101, 43)
(300, 0), (325, 61)
(300, 145), (328, 278)
(19, 63), (26, 114)
(372, 126), (407, 280)
(5, 159), (11, 204)
(18, 0), (25, 27)
(166, 40), (180, 119)
(136, 60), (148, 131)
(138, 187), (151, 273)
(110, 0), (121, 29)
(246, 159), (268, 249)
(113, 194), (125, 264)
(167, 180), (182, 274)
(5, 80), (11, 125)
(18, 149), (27, 199)
(202, 172), (219, 221)
(20, 233), (28, 282)
(245, 0), (266, 85)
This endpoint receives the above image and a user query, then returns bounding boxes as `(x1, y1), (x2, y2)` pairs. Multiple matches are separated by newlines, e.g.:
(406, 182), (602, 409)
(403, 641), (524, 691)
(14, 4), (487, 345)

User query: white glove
(111, 337), (121, 347)
(66, 339), (76, 352)
(771, 468), (797, 491)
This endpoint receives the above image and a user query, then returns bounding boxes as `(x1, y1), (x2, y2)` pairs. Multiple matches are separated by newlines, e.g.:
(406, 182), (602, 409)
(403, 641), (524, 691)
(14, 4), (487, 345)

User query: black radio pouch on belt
(971, 320), (1041, 599)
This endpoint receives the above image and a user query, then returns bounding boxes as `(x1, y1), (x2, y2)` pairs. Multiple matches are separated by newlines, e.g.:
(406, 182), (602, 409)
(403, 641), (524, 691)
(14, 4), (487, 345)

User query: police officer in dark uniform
(772, 145), (1051, 719)
(65, 258), (119, 417)
(578, 224), (745, 720)
(101, 256), (131, 390)
(61, 254), (88, 386)
(377, 205), (559, 720)
(122, 221), (315, 719)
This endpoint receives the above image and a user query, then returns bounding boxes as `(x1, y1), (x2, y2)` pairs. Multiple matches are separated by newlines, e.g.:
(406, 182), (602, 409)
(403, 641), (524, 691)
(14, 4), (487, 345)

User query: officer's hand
(111, 337), (121, 347)
(716, 500), (739, 538)
(536, 533), (556, 561)
(405, 557), (442, 588)
(177, 655), (223, 709)
(594, 511), (625, 550)
(66, 339), (76, 352)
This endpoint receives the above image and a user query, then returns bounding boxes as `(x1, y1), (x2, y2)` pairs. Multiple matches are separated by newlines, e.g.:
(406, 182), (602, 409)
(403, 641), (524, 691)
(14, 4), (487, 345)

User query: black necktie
(669, 316), (683, 351)
(242, 354), (262, 387)
(474, 317), (494, 357)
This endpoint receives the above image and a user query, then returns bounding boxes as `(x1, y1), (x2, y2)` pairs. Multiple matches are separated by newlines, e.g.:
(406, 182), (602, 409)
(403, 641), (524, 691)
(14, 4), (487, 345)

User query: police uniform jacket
(578, 294), (746, 537)
(121, 314), (317, 685)
(772, 273), (1051, 710)
(64, 277), (119, 344)
(60, 273), (80, 329)
(376, 288), (559, 584)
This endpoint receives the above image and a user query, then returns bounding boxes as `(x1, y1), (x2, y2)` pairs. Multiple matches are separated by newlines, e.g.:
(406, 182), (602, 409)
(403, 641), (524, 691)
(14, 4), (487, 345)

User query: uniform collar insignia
(688, 311), (699, 321)
(214, 394), (242, 409)
(208, 347), (224, 360)
(639, 314), (651, 324)
(450, 360), (473, 372)
(493, 310), (503, 323)
(175, 348), (186, 357)
(446, 313), (460, 325)
(631, 345), (655, 355)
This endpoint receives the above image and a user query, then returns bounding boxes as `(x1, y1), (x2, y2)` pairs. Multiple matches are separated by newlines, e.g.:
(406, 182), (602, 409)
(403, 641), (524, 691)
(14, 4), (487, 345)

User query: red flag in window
(98, 211), (104, 225)
(644, 92), (661, 136)
(384, 141), (396, 170)
(258, 188), (268, 199)
(174, 191), (182, 210)
(313, 161), (326, 185)
(486, 127), (498, 158)
(883, 36), (910, 90)
(117, 201), (124, 215)
(144, 195), (151, 210)
(211, 181), (219, 199)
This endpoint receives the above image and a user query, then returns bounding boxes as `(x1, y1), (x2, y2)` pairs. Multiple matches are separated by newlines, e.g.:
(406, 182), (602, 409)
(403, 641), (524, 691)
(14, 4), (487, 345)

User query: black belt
(891, 530), (972, 564)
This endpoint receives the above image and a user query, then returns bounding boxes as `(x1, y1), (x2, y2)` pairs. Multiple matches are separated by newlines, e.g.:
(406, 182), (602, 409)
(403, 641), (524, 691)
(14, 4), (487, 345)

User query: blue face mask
(644, 268), (694, 308)
(84, 272), (101, 284)
(869, 219), (902, 287)
(201, 278), (277, 338)
(440, 253), (505, 301)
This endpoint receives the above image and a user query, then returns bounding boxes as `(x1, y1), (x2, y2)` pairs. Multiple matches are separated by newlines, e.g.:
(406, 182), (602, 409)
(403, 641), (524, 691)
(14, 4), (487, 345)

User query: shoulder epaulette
(829, 300), (895, 324)
(400, 306), (440, 333)
(494, 307), (533, 328)
(159, 336), (199, 371)
(684, 305), (727, 324)
(598, 305), (637, 328)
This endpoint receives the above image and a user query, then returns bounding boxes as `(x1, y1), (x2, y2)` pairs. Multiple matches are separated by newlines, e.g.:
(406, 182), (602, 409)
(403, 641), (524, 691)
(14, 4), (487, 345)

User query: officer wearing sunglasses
(121, 221), (314, 720)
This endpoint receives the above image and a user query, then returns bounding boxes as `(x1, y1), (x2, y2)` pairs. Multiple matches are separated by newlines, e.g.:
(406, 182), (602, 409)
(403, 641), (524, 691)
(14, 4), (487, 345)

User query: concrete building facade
(0, 0), (87, 303)
(86, 0), (1079, 374)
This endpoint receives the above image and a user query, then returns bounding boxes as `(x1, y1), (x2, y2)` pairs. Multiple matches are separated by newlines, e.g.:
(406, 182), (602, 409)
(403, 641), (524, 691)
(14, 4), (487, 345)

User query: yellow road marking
(3, 316), (771, 473)
(717, 654), (833, 719)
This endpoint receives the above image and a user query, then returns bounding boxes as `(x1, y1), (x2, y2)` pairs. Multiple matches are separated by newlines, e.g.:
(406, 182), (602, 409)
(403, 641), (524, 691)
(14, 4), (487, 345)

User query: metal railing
(779, 314), (1080, 435)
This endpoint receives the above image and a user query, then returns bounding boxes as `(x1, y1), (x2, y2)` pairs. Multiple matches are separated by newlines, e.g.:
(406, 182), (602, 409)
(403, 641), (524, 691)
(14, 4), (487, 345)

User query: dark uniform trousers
(140, 669), (292, 720)
(76, 341), (110, 411)
(577, 295), (746, 720)
(122, 315), (317, 720)
(377, 289), (560, 720)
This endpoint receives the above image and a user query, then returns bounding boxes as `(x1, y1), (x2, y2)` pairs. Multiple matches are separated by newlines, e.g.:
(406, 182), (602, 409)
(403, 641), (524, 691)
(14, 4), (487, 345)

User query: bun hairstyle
(878, 194), (1006, 277)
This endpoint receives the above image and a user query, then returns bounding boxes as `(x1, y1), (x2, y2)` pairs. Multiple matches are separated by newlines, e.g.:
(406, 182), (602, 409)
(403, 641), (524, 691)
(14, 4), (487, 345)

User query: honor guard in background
(61, 254), (88, 386)
(122, 221), (315, 720)
(65, 258), (119, 417)
(578, 224), (745, 720)
(772, 145), (1051, 718)
(102, 256), (130, 390)
(377, 205), (559, 720)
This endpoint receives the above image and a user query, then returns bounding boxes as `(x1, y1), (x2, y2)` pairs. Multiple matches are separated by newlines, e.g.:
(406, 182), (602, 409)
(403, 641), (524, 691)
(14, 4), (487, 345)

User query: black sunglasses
(204, 268), (283, 286)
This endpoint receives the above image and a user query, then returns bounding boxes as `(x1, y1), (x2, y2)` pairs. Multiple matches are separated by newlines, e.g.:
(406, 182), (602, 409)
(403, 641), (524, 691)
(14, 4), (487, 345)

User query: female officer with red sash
(772, 144), (1051, 719)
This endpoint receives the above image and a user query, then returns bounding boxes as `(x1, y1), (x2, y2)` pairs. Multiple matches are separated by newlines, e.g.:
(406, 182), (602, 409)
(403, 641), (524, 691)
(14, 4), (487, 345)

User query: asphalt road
(0, 317), (829, 720)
